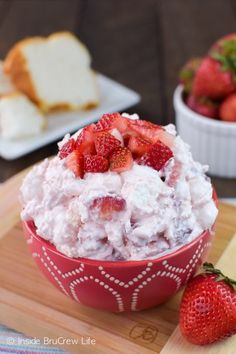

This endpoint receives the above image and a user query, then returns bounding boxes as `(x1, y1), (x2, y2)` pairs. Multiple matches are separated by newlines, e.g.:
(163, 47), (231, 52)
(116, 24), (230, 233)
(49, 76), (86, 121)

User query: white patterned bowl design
(23, 219), (215, 312)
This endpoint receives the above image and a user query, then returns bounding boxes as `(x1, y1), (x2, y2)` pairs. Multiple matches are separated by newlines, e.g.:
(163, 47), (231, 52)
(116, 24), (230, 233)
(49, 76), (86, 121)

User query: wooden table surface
(0, 0), (235, 196)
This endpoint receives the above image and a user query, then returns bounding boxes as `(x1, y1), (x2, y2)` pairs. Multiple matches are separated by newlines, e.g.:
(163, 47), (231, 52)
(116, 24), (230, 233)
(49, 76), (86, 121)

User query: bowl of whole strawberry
(174, 33), (236, 178)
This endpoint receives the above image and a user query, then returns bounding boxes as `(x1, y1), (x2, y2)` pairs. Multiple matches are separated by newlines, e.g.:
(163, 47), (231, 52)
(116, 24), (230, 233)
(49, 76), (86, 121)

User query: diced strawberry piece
(155, 130), (175, 148)
(94, 112), (122, 132)
(91, 196), (126, 220)
(111, 115), (129, 133)
(128, 120), (175, 148)
(128, 136), (151, 157)
(128, 120), (164, 143)
(65, 150), (84, 178)
(130, 119), (162, 129)
(59, 138), (76, 159)
(75, 125), (96, 154)
(137, 141), (173, 171)
(166, 160), (182, 187)
(110, 147), (133, 172)
(94, 112), (129, 135)
(84, 154), (109, 173)
(95, 131), (121, 157)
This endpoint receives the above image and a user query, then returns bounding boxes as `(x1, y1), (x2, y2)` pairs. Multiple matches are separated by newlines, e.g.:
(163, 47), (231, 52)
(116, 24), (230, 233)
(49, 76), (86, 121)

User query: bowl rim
(23, 191), (218, 268)
(174, 85), (236, 129)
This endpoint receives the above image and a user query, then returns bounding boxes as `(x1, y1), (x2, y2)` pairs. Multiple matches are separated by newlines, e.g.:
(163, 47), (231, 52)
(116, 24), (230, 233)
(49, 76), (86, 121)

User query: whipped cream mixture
(20, 116), (218, 260)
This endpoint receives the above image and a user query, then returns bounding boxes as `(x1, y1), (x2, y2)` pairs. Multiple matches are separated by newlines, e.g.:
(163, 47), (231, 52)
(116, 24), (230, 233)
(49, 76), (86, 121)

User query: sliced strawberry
(75, 125), (96, 154)
(155, 130), (175, 148)
(127, 120), (175, 147)
(128, 136), (151, 157)
(111, 115), (129, 133)
(94, 112), (130, 135)
(130, 119), (162, 130)
(91, 196), (126, 220)
(59, 138), (76, 159)
(94, 131), (121, 157)
(137, 141), (173, 171)
(94, 112), (122, 132)
(110, 147), (133, 172)
(84, 154), (109, 173)
(65, 150), (84, 178)
(128, 120), (163, 143)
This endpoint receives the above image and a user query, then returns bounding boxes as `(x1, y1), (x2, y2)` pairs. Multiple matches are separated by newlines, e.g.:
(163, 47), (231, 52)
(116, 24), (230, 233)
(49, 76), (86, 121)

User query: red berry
(130, 119), (159, 129)
(110, 147), (133, 172)
(65, 150), (84, 178)
(137, 141), (173, 171)
(128, 136), (151, 157)
(95, 131), (121, 157)
(153, 130), (175, 148)
(75, 125), (96, 154)
(94, 112), (129, 134)
(210, 33), (236, 53)
(128, 120), (165, 144)
(180, 263), (236, 345)
(179, 58), (202, 94)
(192, 56), (235, 99)
(186, 94), (219, 119)
(94, 112), (121, 132)
(219, 93), (236, 122)
(59, 139), (76, 159)
(111, 115), (129, 133)
(90, 196), (126, 220)
(84, 154), (109, 173)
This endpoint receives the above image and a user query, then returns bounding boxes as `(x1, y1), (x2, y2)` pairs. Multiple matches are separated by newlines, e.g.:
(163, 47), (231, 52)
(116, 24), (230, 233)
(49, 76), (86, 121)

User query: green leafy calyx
(211, 39), (236, 81)
(203, 262), (236, 291)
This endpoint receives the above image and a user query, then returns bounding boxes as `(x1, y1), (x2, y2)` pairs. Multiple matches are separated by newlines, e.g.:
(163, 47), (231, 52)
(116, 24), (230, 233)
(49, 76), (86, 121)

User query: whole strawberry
(192, 56), (236, 99)
(220, 92), (236, 122)
(210, 33), (236, 53)
(186, 94), (219, 119)
(180, 262), (236, 345)
(179, 58), (202, 94)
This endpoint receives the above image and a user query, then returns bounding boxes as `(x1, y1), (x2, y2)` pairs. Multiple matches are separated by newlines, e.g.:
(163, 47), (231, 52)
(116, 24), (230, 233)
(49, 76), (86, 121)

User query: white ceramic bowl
(174, 85), (236, 178)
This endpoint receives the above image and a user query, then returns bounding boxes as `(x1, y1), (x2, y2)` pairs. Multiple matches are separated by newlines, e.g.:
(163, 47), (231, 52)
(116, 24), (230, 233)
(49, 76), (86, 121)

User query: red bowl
(22, 193), (217, 312)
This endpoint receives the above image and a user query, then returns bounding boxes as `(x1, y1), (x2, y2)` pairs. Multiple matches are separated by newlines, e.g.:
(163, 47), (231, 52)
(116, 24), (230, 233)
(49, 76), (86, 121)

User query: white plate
(0, 74), (140, 160)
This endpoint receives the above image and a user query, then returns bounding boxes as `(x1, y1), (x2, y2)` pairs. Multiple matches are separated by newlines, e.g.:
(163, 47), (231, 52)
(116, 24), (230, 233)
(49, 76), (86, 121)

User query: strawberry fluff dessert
(20, 113), (218, 261)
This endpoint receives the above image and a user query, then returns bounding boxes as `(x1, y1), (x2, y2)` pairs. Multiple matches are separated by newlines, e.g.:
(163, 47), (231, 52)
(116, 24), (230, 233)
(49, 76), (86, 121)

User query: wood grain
(0, 168), (236, 353)
(0, 165), (31, 239)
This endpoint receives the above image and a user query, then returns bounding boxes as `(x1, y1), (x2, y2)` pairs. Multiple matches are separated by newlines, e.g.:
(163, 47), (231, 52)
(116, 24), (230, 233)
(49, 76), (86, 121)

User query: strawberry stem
(203, 262), (236, 291)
